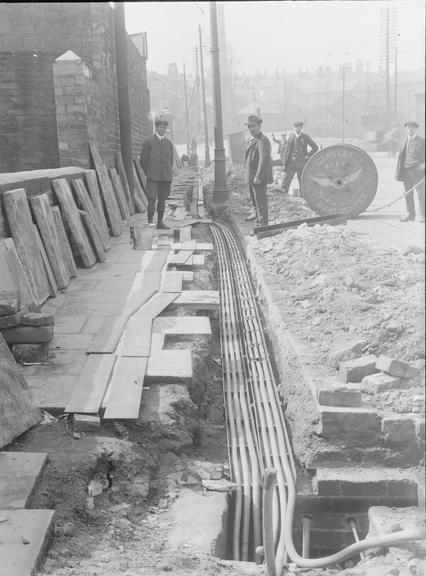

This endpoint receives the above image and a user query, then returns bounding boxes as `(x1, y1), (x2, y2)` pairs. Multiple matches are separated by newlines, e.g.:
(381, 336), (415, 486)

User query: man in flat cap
(243, 114), (272, 227)
(281, 121), (318, 196)
(395, 120), (425, 223)
(140, 116), (174, 229)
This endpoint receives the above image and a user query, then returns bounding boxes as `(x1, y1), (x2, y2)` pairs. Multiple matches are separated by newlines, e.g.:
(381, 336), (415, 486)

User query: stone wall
(0, 2), (150, 172)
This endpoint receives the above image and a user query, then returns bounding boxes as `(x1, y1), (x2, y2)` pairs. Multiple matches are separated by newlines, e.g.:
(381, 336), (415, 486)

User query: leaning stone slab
(376, 355), (421, 380)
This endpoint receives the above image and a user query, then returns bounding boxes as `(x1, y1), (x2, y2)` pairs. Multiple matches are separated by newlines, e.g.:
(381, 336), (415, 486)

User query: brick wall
(0, 52), (60, 172)
(0, 3), (151, 172)
(128, 36), (152, 158)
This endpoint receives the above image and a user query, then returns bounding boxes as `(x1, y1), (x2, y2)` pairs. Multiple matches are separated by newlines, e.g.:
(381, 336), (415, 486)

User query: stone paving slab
(24, 374), (79, 411)
(170, 290), (219, 310)
(53, 316), (88, 334)
(0, 452), (48, 508)
(152, 316), (211, 337)
(146, 350), (192, 382)
(0, 508), (54, 576)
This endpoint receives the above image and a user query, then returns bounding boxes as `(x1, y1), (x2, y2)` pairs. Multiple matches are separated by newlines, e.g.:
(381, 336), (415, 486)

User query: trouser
(146, 179), (172, 222)
(249, 181), (268, 226)
(403, 167), (425, 220)
(281, 161), (306, 195)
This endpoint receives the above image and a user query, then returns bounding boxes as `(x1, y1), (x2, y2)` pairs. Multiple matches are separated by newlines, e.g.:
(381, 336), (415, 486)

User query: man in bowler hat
(395, 120), (425, 223)
(140, 116), (174, 229)
(281, 121), (318, 195)
(243, 114), (272, 227)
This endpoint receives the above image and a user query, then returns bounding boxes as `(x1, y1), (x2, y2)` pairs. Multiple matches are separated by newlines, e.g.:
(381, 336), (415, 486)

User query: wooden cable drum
(301, 144), (378, 217)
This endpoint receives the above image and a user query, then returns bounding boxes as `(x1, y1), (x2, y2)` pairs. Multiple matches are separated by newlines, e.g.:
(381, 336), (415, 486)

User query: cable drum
(301, 144), (378, 217)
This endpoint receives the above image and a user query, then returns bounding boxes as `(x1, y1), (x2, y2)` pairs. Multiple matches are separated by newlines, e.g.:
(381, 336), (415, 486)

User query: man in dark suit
(395, 120), (425, 223)
(281, 121), (318, 195)
(244, 114), (272, 227)
(140, 116), (174, 229)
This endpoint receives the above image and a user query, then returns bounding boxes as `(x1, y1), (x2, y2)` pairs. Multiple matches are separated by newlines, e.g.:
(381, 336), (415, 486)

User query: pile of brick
(0, 302), (54, 363)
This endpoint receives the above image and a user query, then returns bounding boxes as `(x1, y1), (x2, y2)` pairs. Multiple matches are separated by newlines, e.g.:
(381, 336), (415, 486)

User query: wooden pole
(199, 25), (211, 167)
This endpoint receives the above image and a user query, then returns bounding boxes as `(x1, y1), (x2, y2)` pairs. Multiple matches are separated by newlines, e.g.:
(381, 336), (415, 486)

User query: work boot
(400, 215), (415, 222)
(157, 221), (170, 230)
(245, 212), (256, 222)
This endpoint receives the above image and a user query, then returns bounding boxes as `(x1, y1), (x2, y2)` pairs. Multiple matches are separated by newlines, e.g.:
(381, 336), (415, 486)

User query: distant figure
(395, 120), (425, 223)
(190, 151), (199, 168)
(140, 116), (174, 229)
(281, 121), (318, 195)
(243, 114), (272, 227)
(190, 137), (197, 154)
(272, 133), (288, 164)
(181, 154), (190, 168)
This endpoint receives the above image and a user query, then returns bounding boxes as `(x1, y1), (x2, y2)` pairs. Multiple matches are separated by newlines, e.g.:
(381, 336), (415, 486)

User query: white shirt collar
(156, 132), (164, 140)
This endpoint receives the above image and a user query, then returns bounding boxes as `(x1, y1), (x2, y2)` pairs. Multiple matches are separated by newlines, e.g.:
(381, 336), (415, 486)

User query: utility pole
(195, 46), (201, 135)
(341, 63), (346, 143)
(385, 7), (390, 124)
(394, 46), (398, 120)
(209, 1), (228, 202)
(183, 62), (190, 155)
(199, 25), (211, 167)
(283, 75), (287, 131)
(113, 2), (135, 210)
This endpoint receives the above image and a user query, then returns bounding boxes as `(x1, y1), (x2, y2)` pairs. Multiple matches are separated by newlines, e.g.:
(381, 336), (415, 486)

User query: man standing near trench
(281, 121), (318, 196)
(140, 116), (174, 229)
(244, 114), (272, 227)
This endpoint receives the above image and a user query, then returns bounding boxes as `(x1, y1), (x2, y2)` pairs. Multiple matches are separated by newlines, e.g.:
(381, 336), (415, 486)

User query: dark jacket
(283, 132), (318, 170)
(244, 132), (273, 185)
(395, 134), (425, 182)
(140, 134), (174, 182)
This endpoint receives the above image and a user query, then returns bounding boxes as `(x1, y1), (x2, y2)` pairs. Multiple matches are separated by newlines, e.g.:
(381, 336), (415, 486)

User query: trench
(200, 216), (421, 573)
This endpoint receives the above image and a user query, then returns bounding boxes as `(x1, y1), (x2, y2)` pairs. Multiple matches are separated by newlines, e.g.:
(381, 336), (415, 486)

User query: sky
(124, 0), (425, 75)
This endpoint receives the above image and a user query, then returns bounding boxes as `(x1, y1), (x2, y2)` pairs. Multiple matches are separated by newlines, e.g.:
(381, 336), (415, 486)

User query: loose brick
(339, 354), (379, 383)
(12, 342), (50, 363)
(317, 385), (362, 407)
(1, 325), (54, 344)
(317, 406), (381, 440)
(361, 372), (402, 394)
(21, 310), (55, 326)
(327, 340), (368, 369)
(376, 355), (421, 380)
(382, 416), (417, 443)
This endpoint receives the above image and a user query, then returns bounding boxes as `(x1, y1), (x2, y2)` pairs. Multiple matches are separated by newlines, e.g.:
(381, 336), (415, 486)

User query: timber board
(103, 357), (147, 419)
(84, 170), (111, 245)
(51, 206), (78, 278)
(109, 168), (130, 220)
(72, 178), (110, 252)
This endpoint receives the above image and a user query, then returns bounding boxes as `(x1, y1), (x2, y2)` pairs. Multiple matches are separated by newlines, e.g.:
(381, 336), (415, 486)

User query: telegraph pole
(199, 25), (211, 167)
(341, 63), (346, 143)
(209, 1), (228, 202)
(183, 62), (190, 155)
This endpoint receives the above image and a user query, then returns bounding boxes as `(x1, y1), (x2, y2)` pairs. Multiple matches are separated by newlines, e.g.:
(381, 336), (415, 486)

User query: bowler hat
(245, 114), (262, 126)
(155, 116), (169, 126)
(404, 120), (419, 128)
(293, 120), (304, 127)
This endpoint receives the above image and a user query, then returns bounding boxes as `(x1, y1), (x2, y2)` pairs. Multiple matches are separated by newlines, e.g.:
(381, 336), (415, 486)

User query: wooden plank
(65, 354), (116, 414)
(171, 290), (219, 310)
(89, 142), (123, 236)
(52, 178), (96, 268)
(87, 278), (159, 354)
(2, 189), (50, 306)
(72, 178), (110, 252)
(0, 509), (54, 576)
(0, 238), (35, 307)
(160, 271), (183, 293)
(0, 332), (41, 449)
(51, 206), (78, 278)
(115, 151), (134, 213)
(119, 315), (152, 357)
(152, 316), (211, 338)
(168, 251), (193, 265)
(0, 452), (48, 508)
(109, 167), (130, 220)
(84, 170), (111, 244)
(103, 357), (147, 419)
(79, 210), (106, 263)
(33, 224), (57, 297)
(30, 194), (70, 289)
(138, 291), (177, 318)
(144, 248), (170, 272)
